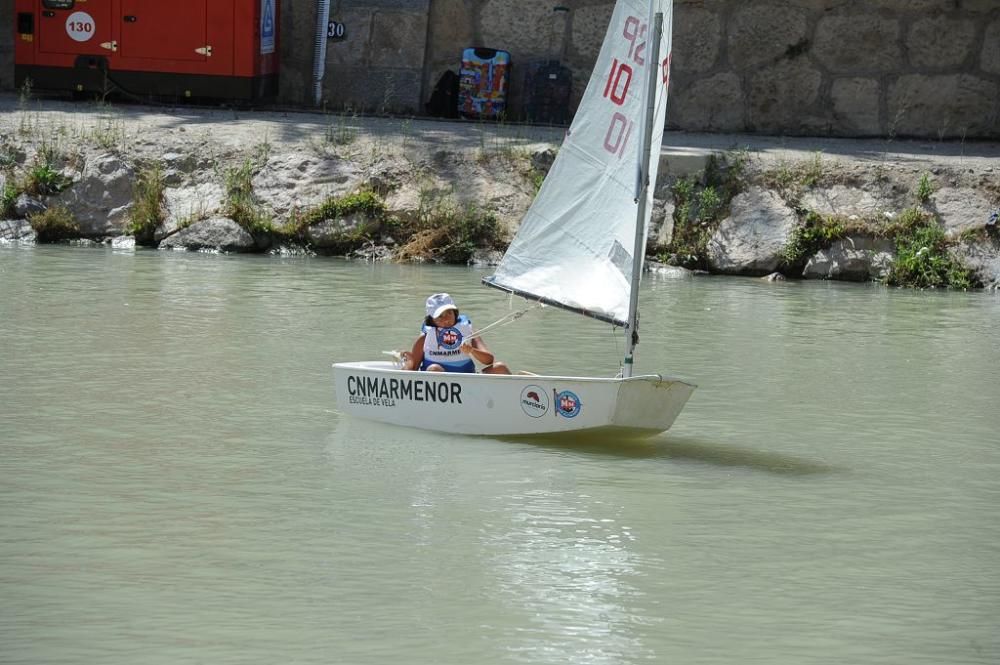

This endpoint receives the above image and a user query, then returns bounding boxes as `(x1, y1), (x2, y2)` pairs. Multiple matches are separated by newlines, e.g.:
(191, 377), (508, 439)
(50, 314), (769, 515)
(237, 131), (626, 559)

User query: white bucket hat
(425, 293), (459, 318)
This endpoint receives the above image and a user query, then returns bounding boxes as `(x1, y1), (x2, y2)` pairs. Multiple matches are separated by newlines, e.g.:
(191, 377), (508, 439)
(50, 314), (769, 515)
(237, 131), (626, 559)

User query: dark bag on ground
(426, 70), (460, 118)
(522, 61), (572, 125)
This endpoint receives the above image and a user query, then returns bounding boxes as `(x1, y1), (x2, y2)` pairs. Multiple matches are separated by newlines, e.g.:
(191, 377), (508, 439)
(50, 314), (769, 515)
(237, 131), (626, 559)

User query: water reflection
(481, 483), (651, 664)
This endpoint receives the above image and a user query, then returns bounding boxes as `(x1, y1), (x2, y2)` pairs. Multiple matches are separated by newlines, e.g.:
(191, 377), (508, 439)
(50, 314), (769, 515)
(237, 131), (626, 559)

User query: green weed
(801, 152), (825, 188)
(660, 150), (750, 268)
(395, 191), (504, 264)
(0, 141), (19, 170)
(284, 190), (386, 239)
(915, 172), (934, 204)
(127, 163), (166, 245)
(883, 206), (930, 237)
(37, 140), (64, 169)
(22, 160), (69, 196)
(1, 181), (17, 217)
(886, 208), (977, 289)
(662, 176), (705, 267)
(254, 131), (273, 164)
(325, 114), (359, 147)
(89, 117), (127, 151)
(698, 186), (723, 224)
(704, 148), (749, 200)
(528, 169), (545, 193)
(29, 205), (79, 242)
(782, 211), (850, 266)
(432, 206), (502, 263)
(222, 159), (272, 236)
(759, 151), (826, 199)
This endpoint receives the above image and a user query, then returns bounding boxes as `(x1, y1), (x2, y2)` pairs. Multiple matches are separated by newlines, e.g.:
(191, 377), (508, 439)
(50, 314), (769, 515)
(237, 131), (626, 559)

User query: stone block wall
(420, 0), (1000, 138)
(668, 0), (1000, 138)
(424, 0), (1000, 138)
(320, 0), (431, 114)
(1, 0), (997, 138)
(278, 0), (320, 106)
(423, 0), (611, 121)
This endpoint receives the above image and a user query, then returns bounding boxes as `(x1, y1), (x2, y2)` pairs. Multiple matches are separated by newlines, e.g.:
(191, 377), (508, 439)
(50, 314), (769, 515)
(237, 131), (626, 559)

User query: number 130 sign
(600, 15), (671, 159)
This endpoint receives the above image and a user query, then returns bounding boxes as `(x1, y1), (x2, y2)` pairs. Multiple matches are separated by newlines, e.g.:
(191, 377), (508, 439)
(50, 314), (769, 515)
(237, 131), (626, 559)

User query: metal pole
(313, 0), (331, 106)
(623, 11), (663, 378)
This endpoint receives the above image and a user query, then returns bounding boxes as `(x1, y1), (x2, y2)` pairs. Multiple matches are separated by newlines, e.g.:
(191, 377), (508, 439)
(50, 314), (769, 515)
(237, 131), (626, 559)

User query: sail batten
(485, 0), (672, 325)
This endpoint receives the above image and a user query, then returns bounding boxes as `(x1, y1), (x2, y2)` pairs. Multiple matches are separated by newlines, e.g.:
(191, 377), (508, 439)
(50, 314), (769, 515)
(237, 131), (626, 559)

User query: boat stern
(612, 376), (696, 434)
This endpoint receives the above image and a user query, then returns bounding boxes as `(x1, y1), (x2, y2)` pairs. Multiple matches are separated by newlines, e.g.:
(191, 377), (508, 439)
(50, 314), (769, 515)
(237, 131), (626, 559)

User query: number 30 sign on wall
(66, 11), (95, 42)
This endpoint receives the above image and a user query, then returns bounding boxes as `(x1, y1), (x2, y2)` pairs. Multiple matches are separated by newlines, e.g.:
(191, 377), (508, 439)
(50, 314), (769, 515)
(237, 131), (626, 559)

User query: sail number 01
(601, 15), (670, 159)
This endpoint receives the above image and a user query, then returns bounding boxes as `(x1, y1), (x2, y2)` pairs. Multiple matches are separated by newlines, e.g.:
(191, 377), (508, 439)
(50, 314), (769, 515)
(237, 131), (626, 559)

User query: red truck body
(14, 0), (279, 99)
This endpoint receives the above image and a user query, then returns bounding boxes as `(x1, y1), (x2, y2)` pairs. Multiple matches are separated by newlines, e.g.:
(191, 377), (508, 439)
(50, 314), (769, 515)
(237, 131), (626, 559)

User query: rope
(463, 300), (544, 341)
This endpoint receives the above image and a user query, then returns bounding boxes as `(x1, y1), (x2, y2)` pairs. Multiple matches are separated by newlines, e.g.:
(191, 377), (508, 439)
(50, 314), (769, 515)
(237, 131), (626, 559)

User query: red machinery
(14, 0), (279, 100)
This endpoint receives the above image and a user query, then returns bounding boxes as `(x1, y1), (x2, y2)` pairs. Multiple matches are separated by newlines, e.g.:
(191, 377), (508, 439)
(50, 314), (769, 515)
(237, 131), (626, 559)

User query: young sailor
(401, 293), (511, 374)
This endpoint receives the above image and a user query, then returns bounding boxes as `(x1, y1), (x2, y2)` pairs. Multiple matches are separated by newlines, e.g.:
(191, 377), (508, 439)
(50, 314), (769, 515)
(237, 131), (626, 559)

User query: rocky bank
(1, 95), (998, 289)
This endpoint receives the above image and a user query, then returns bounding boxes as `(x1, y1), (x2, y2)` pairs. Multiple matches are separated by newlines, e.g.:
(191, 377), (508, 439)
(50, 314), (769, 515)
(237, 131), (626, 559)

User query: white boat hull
(332, 361), (695, 438)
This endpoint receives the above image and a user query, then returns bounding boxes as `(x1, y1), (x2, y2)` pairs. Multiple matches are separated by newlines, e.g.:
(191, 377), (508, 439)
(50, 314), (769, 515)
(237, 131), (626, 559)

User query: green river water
(1, 244), (998, 664)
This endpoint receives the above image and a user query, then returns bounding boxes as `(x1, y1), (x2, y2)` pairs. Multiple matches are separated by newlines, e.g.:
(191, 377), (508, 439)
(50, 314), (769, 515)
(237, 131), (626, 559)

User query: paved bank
(3, 94), (999, 173)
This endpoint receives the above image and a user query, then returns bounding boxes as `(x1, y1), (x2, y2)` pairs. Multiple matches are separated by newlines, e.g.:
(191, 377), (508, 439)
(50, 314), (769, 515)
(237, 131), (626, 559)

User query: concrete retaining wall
(3, 0), (998, 138)
(668, 0), (1000, 138)
(313, 0), (1000, 138)
(318, 0), (430, 113)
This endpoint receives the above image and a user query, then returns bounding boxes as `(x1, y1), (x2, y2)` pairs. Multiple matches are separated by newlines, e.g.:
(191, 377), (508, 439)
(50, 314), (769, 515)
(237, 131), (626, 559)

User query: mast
(622, 9), (664, 378)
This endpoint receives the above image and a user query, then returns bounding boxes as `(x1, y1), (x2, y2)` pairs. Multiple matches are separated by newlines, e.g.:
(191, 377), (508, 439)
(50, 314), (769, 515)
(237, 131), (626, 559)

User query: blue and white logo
(260, 0), (275, 54)
(436, 327), (463, 351)
(555, 390), (582, 418)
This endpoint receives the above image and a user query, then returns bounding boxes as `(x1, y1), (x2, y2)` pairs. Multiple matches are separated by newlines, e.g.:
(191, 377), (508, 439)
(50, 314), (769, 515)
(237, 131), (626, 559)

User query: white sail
(485, 0), (673, 327)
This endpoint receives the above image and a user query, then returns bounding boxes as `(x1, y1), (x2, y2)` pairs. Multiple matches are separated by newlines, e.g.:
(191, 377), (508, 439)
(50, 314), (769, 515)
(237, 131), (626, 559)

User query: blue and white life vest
(421, 315), (475, 372)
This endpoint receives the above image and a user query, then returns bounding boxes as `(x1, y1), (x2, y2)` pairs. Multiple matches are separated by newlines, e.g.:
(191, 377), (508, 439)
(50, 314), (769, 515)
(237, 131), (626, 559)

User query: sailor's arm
(401, 335), (425, 370)
(462, 338), (495, 366)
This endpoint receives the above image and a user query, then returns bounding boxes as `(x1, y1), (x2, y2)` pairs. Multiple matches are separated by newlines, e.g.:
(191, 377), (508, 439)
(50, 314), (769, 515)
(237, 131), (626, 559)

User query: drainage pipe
(313, 0), (331, 106)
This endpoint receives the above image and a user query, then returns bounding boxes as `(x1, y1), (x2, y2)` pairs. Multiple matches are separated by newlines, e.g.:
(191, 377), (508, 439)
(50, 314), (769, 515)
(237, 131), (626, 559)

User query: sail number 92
(601, 15), (670, 159)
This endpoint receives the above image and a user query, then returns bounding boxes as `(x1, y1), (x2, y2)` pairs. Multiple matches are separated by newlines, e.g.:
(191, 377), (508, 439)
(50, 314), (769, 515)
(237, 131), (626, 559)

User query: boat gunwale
(333, 361), (696, 388)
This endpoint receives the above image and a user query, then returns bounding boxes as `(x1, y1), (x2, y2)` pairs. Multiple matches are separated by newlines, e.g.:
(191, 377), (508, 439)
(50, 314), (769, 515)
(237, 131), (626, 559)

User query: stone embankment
(1, 95), (998, 289)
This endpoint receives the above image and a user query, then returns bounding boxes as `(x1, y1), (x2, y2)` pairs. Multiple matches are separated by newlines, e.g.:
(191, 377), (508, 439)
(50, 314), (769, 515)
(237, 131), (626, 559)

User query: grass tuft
(915, 172), (934, 204)
(127, 163), (166, 245)
(782, 211), (852, 266)
(29, 205), (79, 242)
(659, 149), (749, 268)
(279, 190), (387, 251)
(395, 190), (503, 263)
(886, 208), (977, 289)
(22, 158), (70, 196)
(222, 159), (272, 236)
(1, 181), (17, 218)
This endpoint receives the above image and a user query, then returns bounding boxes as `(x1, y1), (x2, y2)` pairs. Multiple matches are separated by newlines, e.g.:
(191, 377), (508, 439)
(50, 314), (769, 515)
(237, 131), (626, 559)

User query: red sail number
(600, 14), (656, 159)
(602, 58), (632, 107)
(603, 111), (634, 158)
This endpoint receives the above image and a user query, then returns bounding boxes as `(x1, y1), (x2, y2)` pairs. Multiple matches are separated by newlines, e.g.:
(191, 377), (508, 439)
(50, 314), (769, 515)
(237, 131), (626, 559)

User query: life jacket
(421, 315), (475, 372)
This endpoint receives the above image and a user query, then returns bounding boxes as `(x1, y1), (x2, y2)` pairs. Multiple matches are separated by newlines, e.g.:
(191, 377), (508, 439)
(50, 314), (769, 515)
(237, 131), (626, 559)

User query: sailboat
(332, 0), (695, 437)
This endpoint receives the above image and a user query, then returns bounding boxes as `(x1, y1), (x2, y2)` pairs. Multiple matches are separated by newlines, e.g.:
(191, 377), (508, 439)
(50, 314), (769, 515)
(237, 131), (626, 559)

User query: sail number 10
(601, 15), (670, 159)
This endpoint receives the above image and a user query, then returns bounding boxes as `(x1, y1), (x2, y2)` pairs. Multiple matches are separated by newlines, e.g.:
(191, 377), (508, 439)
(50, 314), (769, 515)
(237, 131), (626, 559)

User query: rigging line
(465, 300), (544, 341)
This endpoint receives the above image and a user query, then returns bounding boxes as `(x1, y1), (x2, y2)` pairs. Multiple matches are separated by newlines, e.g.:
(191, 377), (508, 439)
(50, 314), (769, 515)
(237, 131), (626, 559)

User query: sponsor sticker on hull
(520, 384), (549, 417)
(554, 389), (582, 418)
